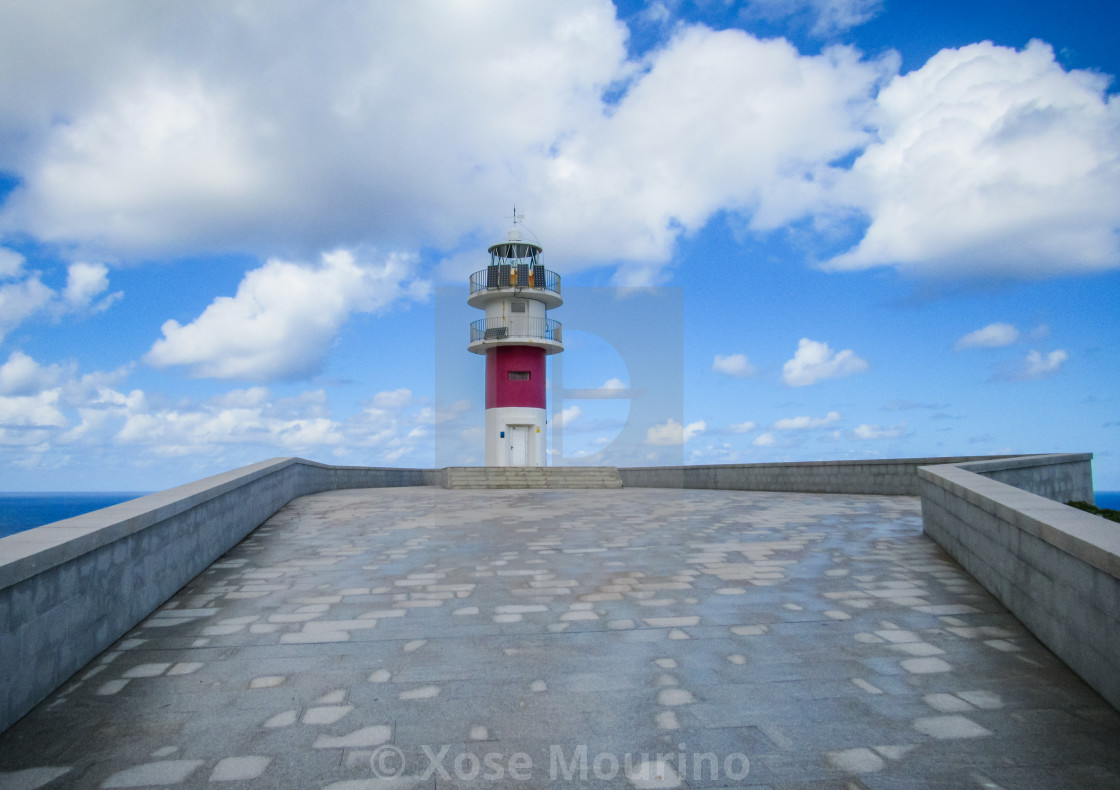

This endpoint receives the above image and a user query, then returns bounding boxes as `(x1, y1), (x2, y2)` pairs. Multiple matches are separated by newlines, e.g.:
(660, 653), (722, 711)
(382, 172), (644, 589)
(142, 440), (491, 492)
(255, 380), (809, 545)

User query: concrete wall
(0, 458), (438, 734)
(953, 453), (1095, 504)
(918, 455), (1120, 710)
(619, 455), (1013, 496)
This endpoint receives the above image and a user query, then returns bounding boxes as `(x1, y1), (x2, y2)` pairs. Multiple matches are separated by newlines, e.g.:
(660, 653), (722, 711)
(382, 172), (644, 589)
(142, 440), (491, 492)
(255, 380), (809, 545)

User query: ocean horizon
(1, 489), (1117, 541)
(0, 493), (149, 539)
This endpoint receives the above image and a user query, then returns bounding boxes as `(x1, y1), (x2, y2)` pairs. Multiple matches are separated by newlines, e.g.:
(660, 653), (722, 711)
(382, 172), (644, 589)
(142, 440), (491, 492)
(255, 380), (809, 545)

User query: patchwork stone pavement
(2, 488), (1119, 789)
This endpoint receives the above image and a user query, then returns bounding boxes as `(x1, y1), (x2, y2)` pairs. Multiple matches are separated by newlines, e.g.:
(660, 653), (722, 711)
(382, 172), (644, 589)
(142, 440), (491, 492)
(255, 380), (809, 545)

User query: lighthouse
(468, 215), (563, 466)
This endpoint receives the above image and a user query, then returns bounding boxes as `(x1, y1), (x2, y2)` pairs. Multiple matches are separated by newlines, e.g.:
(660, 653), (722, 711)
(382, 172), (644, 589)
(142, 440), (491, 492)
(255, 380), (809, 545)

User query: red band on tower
(486, 346), (546, 409)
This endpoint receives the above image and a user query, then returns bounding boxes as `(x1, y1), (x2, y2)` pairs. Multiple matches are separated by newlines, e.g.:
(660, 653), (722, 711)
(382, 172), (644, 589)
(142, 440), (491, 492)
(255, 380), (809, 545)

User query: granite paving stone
(1, 487), (1118, 789)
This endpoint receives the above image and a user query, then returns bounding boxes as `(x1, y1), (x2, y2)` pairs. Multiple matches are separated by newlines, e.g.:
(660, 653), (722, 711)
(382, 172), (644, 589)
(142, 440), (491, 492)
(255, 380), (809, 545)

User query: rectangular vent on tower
(509, 371), (530, 381)
(511, 301), (527, 313)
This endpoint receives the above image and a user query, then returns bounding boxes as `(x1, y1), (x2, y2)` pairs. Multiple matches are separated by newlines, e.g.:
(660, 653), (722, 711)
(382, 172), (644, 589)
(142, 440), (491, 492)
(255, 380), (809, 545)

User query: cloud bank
(1, 5), (1112, 285)
(0, 350), (433, 467)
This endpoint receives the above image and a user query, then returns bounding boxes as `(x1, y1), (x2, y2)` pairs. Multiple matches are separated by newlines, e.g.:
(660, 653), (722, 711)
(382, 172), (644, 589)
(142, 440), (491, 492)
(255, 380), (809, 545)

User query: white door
(509, 300), (528, 337)
(508, 425), (529, 466)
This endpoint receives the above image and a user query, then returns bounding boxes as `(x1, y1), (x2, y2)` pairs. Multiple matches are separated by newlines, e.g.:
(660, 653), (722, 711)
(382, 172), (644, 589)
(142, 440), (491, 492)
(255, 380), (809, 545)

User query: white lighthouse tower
(468, 214), (563, 466)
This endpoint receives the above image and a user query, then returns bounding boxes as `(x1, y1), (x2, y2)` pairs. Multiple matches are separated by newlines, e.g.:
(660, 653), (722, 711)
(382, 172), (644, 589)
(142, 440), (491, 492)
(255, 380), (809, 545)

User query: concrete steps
(443, 466), (623, 489)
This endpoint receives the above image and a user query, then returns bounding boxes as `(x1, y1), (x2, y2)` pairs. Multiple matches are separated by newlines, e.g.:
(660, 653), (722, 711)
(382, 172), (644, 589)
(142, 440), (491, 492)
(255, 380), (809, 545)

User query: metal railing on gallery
(469, 316), (562, 344)
(469, 266), (561, 296)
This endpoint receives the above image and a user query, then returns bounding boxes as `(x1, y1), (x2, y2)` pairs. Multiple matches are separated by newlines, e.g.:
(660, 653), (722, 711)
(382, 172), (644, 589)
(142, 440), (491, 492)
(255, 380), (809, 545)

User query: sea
(1096, 491), (1120, 510)
(0, 493), (149, 539)
(0, 490), (1117, 542)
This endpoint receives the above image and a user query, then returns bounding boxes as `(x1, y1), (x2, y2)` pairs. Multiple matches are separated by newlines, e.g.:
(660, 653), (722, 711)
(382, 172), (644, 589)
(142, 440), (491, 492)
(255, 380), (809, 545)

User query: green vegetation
(1067, 501), (1120, 524)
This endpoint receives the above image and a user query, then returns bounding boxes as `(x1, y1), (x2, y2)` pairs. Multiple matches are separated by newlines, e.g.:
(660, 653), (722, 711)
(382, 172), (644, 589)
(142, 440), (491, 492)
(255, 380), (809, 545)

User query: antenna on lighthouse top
(490, 205), (542, 260)
(501, 205), (541, 250)
(505, 205), (529, 244)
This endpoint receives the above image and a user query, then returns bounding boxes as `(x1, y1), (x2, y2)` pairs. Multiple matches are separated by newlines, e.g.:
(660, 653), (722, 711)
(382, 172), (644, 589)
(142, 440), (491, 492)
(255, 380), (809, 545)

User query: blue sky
(0, 0), (1118, 491)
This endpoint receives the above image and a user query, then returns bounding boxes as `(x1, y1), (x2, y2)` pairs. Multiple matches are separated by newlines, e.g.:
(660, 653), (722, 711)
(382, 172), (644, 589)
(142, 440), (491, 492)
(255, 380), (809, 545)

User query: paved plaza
(1, 487), (1118, 789)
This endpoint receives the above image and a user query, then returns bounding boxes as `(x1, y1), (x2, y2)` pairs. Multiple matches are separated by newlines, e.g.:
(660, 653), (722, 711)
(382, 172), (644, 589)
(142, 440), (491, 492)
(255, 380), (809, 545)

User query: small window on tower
(511, 301), (527, 313)
(509, 371), (530, 381)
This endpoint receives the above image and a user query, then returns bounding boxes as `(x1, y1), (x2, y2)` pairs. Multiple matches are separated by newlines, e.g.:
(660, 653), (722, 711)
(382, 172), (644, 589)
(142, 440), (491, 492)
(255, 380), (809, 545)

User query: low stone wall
(619, 455), (1011, 496)
(918, 454), (1120, 710)
(0, 458), (438, 734)
(951, 453), (1095, 504)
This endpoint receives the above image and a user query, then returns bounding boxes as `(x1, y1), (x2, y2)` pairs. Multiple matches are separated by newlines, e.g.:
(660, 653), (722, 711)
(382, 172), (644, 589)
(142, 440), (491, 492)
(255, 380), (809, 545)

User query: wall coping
(0, 457), (432, 590)
(621, 454), (1023, 473)
(949, 452), (1093, 475)
(3, 453), (1106, 588)
(919, 455), (1119, 580)
(443, 466), (620, 472)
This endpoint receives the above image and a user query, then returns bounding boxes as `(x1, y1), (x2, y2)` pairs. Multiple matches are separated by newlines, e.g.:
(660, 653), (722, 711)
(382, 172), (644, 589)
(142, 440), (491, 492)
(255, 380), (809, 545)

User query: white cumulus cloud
(955, 322), (1020, 350)
(1020, 349), (1068, 379)
(0, 350), (66, 396)
(729, 420), (757, 434)
(533, 25), (886, 279)
(0, 7), (1112, 291)
(61, 262), (122, 313)
(827, 40), (1120, 279)
(772, 411), (841, 430)
(0, 390), (68, 429)
(0, 254), (121, 342)
(555, 404), (583, 428)
(645, 418), (706, 445)
(712, 353), (756, 378)
(782, 338), (868, 387)
(0, 4), (891, 286)
(0, 2), (632, 261)
(0, 346), (433, 466)
(115, 393), (345, 457)
(853, 422), (906, 439)
(145, 248), (428, 381)
(0, 272), (53, 343)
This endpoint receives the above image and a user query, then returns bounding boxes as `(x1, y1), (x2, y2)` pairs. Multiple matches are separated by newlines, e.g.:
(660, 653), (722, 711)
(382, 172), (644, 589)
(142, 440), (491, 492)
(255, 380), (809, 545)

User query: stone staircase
(443, 466), (623, 489)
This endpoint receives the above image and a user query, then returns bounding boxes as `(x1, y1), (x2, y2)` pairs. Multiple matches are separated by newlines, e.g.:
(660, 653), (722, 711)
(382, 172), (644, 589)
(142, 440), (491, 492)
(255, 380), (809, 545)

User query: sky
(0, 0), (1118, 492)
